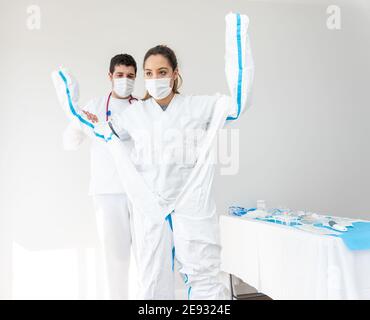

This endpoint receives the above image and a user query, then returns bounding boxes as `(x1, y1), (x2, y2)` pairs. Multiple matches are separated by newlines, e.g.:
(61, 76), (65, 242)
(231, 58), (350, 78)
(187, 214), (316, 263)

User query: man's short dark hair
(109, 54), (137, 74)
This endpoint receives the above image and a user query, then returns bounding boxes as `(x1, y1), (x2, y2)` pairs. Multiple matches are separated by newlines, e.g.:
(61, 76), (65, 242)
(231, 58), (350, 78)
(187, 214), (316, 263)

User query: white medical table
(220, 214), (370, 300)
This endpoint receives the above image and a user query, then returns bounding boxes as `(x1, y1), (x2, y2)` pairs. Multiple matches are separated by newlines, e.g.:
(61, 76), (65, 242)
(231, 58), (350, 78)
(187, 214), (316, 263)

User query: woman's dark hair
(143, 45), (182, 100)
(110, 54), (137, 74)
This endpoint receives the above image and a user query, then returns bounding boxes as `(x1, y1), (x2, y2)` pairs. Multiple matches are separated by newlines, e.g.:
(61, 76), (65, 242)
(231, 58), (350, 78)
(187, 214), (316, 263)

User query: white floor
(12, 242), (192, 300)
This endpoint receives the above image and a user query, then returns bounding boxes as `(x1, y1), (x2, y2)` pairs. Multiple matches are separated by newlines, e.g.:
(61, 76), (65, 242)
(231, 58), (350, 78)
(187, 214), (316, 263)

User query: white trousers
(129, 207), (175, 299)
(128, 208), (229, 300)
(93, 194), (131, 300)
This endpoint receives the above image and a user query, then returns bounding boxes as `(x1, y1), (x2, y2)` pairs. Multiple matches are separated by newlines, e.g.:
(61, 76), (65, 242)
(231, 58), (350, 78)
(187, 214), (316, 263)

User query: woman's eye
(146, 72), (152, 77)
(160, 71), (167, 76)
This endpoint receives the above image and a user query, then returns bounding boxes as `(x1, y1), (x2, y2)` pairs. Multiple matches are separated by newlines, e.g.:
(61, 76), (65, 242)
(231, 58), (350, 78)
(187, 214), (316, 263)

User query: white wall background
(0, 0), (369, 299)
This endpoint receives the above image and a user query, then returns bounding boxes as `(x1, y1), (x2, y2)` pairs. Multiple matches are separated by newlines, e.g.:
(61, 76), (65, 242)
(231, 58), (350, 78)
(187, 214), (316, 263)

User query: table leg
(229, 274), (237, 300)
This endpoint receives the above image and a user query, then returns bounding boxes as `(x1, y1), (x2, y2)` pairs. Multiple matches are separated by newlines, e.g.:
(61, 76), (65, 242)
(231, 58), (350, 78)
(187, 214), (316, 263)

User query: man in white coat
(62, 54), (138, 299)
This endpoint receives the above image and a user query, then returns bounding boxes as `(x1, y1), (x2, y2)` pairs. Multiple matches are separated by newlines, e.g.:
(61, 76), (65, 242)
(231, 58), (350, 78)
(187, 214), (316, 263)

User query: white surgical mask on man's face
(145, 78), (173, 100)
(113, 77), (135, 98)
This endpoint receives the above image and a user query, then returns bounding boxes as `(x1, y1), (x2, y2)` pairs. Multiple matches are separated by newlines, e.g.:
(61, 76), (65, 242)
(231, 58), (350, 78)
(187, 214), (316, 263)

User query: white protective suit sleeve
(51, 67), (114, 143)
(224, 12), (254, 122)
(62, 121), (86, 151)
(173, 12), (253, 198)
(61, 98), (101, 150)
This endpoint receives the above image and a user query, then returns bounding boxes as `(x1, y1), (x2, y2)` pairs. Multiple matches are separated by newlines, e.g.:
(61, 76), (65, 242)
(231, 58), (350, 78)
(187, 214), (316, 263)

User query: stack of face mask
(228, 205), (357, 231)
(229, 205), (370, 250)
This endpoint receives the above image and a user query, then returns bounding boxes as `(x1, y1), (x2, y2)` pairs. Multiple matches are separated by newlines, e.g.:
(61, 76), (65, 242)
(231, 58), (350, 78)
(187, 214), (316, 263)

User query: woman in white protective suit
(52, 12), (254, 300)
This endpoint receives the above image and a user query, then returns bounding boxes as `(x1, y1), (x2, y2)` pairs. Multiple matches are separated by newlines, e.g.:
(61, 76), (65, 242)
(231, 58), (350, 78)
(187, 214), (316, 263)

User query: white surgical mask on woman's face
(145, 78), (173, 100)
(113, 78), (135, 98)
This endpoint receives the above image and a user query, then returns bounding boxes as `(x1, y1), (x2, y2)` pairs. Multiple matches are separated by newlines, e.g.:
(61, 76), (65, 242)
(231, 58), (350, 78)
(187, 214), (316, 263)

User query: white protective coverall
(62, 94), (136, 300)
(52, 12), (254, 300)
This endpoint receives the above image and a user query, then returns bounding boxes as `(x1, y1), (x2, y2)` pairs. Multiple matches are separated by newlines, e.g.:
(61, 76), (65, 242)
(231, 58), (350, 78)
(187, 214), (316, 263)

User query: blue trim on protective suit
(187, 286), (192, 300)
(166, 212), (175, 271)
(183, 274), (189, 284)
(165, 212), (173, 231)
(227, 13), (243, 121)
(58, 71), (113, 142)
(171, 247), (175, 272)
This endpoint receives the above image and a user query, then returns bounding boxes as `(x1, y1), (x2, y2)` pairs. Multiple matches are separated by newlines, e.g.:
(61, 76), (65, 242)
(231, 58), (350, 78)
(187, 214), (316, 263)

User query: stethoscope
(105, 92), (138, 121)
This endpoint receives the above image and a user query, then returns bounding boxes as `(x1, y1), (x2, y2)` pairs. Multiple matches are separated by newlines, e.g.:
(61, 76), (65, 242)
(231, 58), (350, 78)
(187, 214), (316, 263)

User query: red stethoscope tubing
(105, 92), (137, 121)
